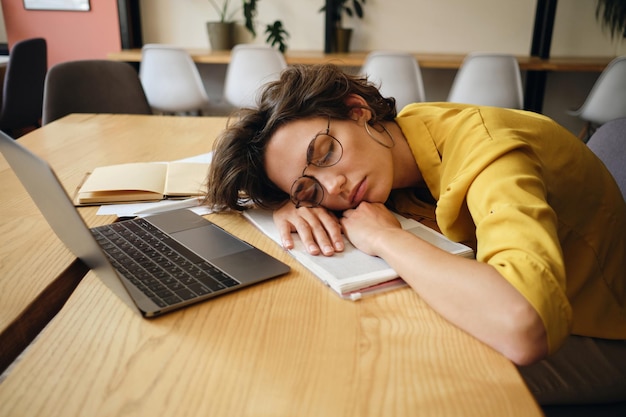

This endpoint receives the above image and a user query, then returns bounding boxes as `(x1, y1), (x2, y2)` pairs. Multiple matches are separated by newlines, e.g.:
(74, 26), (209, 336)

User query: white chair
(447, 53), (524, 109)
(139, 44), (210, 115)
(223, 44), (287, 109)
(359, 51), (426, 111)
(568, 56), (626, 140)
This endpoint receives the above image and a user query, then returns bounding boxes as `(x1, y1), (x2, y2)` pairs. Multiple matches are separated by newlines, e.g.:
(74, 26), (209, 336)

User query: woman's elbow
(507, 340), (547, 366)
(501, 303), (549, 366)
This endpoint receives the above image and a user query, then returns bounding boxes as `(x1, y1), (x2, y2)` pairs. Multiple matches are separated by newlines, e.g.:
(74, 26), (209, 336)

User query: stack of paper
(244, 209), (474, 300)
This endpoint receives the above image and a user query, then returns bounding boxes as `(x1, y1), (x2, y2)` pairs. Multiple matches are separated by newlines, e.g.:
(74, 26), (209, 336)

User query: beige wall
(139, 0), (624, 57)
(139, 0), (625, 134)
(0, 0), (620, 133)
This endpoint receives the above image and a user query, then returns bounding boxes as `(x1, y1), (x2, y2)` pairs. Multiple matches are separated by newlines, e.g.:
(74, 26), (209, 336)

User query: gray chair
(42, 60), (152, 125)
(586, 117), (626, 201)
(0, 38), (47, 138)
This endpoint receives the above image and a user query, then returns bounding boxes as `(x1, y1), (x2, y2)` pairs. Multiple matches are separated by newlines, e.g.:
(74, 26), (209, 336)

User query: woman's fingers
(273, 205), (343, 256)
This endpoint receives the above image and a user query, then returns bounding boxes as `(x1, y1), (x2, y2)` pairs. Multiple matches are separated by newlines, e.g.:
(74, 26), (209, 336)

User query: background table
(108, 49), (612, 72)
(0, 114), (542, 417)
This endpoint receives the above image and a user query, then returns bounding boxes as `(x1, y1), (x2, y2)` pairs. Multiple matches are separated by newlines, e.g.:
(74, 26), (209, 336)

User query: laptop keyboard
(91, 218), (240, 308)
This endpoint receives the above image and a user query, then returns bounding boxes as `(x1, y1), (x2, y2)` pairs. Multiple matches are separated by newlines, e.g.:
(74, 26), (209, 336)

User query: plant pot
(333, 27), (352, 53)
(206, 21), (235, 50)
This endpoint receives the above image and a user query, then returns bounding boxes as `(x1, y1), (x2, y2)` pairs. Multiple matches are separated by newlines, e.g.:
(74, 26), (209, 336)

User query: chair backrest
(42, 60), (152, 125)
(0, 38), (47, 134)
(572, 56), (626, 125)
(447, 53), (524, 109)
(223, 44), (287, 109)
(359, 51), (426, 111)
(139, 44), (210, 114)
(586, 117), (626, 201)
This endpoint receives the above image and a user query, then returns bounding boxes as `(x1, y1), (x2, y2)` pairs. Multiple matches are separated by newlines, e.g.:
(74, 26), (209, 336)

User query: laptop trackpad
(171, 224), (252, 260)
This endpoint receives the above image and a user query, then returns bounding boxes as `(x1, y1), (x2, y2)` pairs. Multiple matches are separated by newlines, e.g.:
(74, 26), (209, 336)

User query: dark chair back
(0, 38), (47, 137)
(42, 60), (152, 125)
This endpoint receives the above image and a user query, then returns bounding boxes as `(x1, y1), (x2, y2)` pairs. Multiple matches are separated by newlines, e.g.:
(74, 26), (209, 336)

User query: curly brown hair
(204, 63), (397, 211)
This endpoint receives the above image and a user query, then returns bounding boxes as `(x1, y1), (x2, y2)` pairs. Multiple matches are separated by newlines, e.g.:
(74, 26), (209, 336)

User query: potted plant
(595, 0), (626, 40)
(320, 0), (366, 52)
(207, 0), (289, 52)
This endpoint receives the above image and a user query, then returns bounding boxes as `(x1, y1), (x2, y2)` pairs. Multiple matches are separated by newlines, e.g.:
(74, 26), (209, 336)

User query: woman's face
(265, 117), (394, 211)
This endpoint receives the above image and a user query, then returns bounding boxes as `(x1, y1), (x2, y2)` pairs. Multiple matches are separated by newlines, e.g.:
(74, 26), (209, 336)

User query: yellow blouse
(394, 103), (626, 354)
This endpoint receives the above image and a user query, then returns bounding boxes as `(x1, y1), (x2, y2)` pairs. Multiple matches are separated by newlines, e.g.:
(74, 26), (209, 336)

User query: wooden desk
(0, 121), (87, 373)
(108, 48), (613, 72)
(0, 114), (542, 417)
(0, 114), (221, 373)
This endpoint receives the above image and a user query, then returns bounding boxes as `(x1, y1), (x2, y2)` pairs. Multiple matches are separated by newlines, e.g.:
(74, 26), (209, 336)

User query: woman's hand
(273, 203), (344, 256)
(340, 202), (402, 256)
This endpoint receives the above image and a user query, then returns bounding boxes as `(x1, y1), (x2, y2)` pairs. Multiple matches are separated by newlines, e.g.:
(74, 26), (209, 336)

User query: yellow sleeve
(464, 148), (572, 353)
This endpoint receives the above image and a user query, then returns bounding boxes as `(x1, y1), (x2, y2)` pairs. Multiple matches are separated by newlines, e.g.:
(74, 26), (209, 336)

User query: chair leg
(577, 122), (590, 141)
(583, 124), (599, 143)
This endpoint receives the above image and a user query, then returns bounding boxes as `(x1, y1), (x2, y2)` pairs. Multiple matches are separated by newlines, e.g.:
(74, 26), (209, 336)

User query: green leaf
(352, 0), (363, 18)
(242, 0), (257, 37)
(596, 0), (626, 39)
(265, 20), (289, 53)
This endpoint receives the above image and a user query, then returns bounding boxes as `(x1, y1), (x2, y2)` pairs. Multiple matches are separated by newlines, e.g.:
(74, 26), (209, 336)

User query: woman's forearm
(373, 227), (548, 365)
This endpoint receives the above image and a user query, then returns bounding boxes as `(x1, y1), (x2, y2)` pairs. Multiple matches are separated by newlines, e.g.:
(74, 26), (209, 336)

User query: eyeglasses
(290, 117), (343, 208)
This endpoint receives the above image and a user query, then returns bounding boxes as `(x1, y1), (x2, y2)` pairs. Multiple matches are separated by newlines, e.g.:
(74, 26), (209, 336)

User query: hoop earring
(364, 122), (395, 149)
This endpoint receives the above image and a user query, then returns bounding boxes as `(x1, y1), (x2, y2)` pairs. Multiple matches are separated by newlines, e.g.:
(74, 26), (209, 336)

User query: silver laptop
(0, 131), (290, 317)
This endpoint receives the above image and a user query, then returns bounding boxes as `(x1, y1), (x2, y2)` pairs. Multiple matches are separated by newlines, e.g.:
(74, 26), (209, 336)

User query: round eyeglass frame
(289, 117), (344, 208)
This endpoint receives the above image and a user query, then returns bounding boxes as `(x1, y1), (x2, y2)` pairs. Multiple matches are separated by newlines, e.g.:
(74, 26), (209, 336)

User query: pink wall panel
(1, 0), (121, 67)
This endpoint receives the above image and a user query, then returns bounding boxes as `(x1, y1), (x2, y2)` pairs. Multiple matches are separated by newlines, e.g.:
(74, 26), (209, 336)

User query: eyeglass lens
(290, 128), (343, 208)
